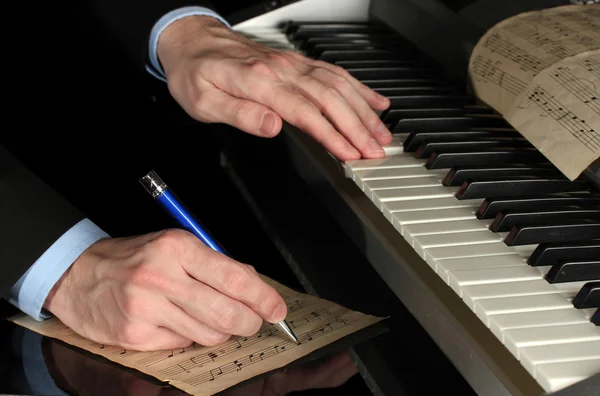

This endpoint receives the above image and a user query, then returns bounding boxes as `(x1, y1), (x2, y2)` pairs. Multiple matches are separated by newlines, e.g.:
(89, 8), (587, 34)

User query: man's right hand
(43, 229), (287, 351)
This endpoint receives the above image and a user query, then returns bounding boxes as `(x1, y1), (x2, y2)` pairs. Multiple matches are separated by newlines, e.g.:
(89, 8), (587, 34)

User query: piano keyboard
(235, 13), (600, 395)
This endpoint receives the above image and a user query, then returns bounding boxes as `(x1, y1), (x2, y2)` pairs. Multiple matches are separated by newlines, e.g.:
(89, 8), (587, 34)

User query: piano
(212, 0), (600, 395)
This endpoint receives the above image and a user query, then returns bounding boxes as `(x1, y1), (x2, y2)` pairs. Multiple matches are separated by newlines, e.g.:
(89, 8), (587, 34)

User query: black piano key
(504, 219), (600, 246)
(416, 140), (532, 159)
(363, 79), (447, 89)
(544, 261), (600, 284)
(444, 166), (560, 186)
(286, 23), (388, 40)
(477, 194), (600, 219)
(381, 106), (494, 127)
(403, 130), (525, 153)
(336, 60), (418, 68)
(387, 95), (474, 109)
(425, 149), (547, 170)
(320, 49), (412, 62)
(375, 86), (459, 97)
(572, 282), (600, 309)
(309, 42), (394, 56)
(528, 240), (600, 267)
(347, 67), (435, 80)
(300, 35), (404, 51)
(592, 308), (600, 325)
(490, 209), (600, 233)
(394, 116), (510, 133)
(456, 178), (591, 200)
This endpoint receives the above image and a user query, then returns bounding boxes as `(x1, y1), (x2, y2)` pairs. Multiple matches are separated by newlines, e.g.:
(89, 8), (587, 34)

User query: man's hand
(157, 16), (392, 161)
(43, 229), (287, 351)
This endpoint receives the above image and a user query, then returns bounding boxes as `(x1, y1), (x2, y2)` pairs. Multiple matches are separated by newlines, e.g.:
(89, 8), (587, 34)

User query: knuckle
(322, 86), (342, 103)
(232, 101), (256, 125)
(223, 267), (251, 295)
(213, 302), (239, 331)
(247, 57), (274, 76)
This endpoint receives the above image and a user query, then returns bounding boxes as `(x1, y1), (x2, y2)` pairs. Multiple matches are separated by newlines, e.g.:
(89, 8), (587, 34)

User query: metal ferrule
(139, 170), (167, 198)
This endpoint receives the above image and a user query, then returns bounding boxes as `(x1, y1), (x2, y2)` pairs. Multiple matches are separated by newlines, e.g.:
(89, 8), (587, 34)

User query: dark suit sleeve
(86, 0), (218, 73)
(0, 145), (85, 297)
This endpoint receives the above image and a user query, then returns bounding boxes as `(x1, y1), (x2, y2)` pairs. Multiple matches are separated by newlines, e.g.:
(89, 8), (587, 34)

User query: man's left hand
(157, 16), (392, 161)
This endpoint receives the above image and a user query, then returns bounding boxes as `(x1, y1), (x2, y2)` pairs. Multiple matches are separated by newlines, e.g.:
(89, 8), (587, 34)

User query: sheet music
(10, 275), (384, 396)
(468, 4), (600, 180)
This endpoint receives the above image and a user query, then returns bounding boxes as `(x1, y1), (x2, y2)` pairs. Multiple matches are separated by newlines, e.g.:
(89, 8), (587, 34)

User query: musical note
(471, 55), (528, 96)
(523, 86), (600, 152)
(550, 66), (600, 116)
(484, 33), (550, 74)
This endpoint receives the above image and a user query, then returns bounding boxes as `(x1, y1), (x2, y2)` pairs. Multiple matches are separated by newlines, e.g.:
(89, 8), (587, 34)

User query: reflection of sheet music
(468, 4), (600, 179)
(10, 276), (383, 396)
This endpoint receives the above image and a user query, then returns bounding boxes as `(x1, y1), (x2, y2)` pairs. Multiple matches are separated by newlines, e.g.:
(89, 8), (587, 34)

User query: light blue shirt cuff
(8, 218), (110, 321)
(146, 6), (231, 82)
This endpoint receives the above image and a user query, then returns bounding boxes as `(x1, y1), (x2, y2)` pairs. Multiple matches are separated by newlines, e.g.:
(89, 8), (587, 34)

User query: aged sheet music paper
(10, 276), (384, 396)
(468, 4), (600, 180)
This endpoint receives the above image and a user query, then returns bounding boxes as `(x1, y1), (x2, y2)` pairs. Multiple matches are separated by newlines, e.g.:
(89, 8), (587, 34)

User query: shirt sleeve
(146, 6), (232, 81)
(7, 218), (110, 321)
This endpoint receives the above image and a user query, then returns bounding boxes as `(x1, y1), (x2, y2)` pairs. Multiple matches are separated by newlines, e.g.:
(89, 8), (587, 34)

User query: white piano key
(490, 309), (590, 342)
(381, 197), (481, 221)
(536, 358), (600, 392)
(374, 186), (459, 208)
(404, 219), (494, 246)
(413, 231), (504, 258)
(393, 207), (477, 228)
(504, 323), (600, 359)
(353, 167), (447, 181)
(448, 265), (542, 296)
(475, 294), (574, 327)
(346, 156), (425, 171)
(364, 176), (444, 191)
(437, 255), (527, 283)
(427, 243), (519, 270)
(382, 136), (406, 155)
(520, 340), (600, 377)
(462, 279), (560, 310)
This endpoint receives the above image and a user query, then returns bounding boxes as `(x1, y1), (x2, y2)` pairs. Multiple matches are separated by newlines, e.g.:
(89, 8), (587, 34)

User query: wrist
(157, 15), (228, 77)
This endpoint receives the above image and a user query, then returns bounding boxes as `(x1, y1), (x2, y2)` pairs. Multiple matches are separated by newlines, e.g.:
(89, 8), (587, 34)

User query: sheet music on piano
(468, 4), (600, 181)
(9, 275), (384, 396)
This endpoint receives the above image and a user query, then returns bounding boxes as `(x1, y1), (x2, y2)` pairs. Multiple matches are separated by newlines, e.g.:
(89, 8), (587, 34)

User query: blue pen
(139, 170), (299, 344)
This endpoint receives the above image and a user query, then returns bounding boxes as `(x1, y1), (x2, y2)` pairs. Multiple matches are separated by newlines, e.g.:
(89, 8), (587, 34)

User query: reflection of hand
(222, 350), (358, 396)
(157, 16), (392, 162)
(43, 229), (287, 351)
(46, 339), (184, 396)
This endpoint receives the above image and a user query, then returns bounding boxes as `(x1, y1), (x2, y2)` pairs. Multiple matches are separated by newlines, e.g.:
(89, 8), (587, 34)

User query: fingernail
(376, 124), (391, 137)
(270, 303), (286, 322)
(370, 138), (385, 154)
(377, 93), (389, 101)
(259, 112), (277, 137)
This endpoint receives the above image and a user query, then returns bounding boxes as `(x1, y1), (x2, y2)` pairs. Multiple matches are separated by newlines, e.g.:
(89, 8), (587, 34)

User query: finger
(170, 278), (264, 337)
(128, 326), (192, 351)
(286, 52), (390, 111)
(310, 67), (392, 145)
(292, 74), (385, 158)
(192, 84), (283, 138)
(160, 300), (233, 345)
(241, 76), (367, 160)
(182, 250), (287, 323)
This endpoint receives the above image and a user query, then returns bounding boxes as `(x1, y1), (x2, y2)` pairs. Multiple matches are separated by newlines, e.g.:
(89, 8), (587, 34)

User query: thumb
(191, 86), (282, 138)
